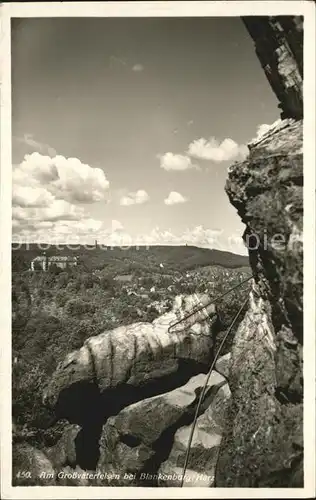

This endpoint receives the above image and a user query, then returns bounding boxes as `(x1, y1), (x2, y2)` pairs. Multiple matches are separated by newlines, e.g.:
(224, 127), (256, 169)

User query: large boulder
(43, 293), (217, 422)
(12, 443), (56, 485)
(215, 352), (231, 379)
(157, 467), (213, 487)
(56, 465), (95, 486)
(45, 423), (81, 470)
(97, 371), (226, 486)
(158, 382), (231, 487)
(215, 119), (303, 487)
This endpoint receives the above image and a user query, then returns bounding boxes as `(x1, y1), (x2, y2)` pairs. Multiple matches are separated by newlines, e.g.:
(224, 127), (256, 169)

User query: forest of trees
(12, 245), (250, 448)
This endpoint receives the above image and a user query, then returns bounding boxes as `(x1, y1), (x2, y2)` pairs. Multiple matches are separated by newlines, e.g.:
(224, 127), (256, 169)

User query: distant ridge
(12, 244), (249, 273)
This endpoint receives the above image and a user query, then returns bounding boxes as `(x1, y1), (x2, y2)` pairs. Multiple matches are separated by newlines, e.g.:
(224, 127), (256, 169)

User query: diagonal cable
(168, 274), (253, 334)
(180, 293), (249, 487)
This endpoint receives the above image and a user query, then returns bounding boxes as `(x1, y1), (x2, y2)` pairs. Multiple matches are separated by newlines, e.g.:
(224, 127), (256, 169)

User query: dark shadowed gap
(136, 380), (226, 486)
(53, 357), (215, 470)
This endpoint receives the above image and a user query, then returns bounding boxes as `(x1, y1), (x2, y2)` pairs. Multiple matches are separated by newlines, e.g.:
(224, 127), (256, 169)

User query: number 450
(16, 471), (32, 479)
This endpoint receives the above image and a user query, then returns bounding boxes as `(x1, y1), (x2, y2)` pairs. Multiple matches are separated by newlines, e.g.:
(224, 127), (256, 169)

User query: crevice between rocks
(135, 379), (227, 486)
(53, 357), (214, 471)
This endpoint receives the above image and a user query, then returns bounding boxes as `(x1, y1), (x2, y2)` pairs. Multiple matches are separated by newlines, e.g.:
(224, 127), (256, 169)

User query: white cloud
(33, 221), (54, 229)
(12, 185), (55, 208)
(110, 56), (127, 67)
(250, 118), (283, 144)
(128, 226), (247, 255)
(12, 199), (85, 223)
(159, 153), (197, 171)
(13, 152), (110, 204)
(129, 226), (247, 255)
(227, 233), (247, 255)
(12, 152), (111, 241)
(57, 218), (103, 233)
(164, 191), (188, 205)
(187, 137), (248, 162)
(111, 219), (124, 231)
(120, 189), (149, 206)
(12, 216), (105, 243)
(181, 226), (223, 247)
(132, 64), (144, 72)
(12, 219), (248, 255)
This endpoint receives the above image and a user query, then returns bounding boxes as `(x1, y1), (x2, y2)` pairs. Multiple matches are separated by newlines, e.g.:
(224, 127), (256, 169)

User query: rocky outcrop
(39, 292), (220, 475)
(158, 381), (231, 487)
(97, 372), (227, 485)
(43, 293), (217, 424)
(215, 353), (231, 379)
(215, 118), (303, 487)
(243, 16), (303, 120)
(45, 423), (81, 470)
(12, 443), (56, 485)
(56, 465), (93, 486)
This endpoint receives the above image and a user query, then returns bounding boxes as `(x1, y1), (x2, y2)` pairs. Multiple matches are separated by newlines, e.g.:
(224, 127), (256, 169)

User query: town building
(30, 253), (78, 271)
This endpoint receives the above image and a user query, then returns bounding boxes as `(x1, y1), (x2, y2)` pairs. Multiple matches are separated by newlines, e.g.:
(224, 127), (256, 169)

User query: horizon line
(11, 242), (248, 257)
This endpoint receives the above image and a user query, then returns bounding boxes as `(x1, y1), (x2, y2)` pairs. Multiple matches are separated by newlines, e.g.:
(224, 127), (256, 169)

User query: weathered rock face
(12, 443), (56, 485)
(56, 465), (93, 486)
(215, 118), (303, 487)
(215, 352), (231, 380)
(243, 16), (303, 120)
(97, 372), (226, 485)
(43, 293), (217, 425)
(159, 381), (231, 487)
(228, 118), (303, 344)
(45, 423), (81, 470)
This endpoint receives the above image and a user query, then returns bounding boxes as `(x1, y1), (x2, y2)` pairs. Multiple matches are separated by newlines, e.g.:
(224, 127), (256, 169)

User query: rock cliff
(215, 118), (303, 487)
(214, 17), (304, 486)
(243, 16), (303, 120)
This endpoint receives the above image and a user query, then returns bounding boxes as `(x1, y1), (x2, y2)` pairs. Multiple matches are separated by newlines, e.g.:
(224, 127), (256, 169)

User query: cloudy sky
(11, 16), (279, 254)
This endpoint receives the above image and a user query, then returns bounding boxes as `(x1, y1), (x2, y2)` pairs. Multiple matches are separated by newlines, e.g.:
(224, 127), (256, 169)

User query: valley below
(12, 245), (250, 486)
